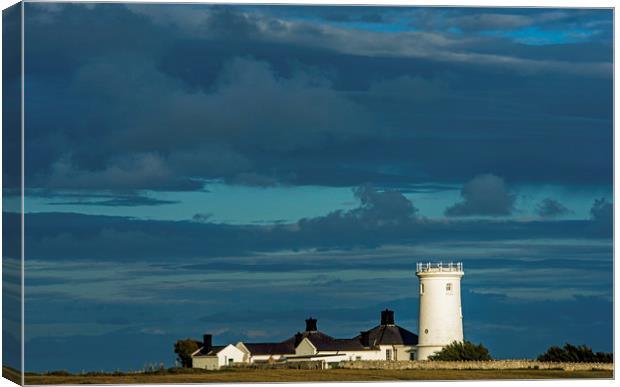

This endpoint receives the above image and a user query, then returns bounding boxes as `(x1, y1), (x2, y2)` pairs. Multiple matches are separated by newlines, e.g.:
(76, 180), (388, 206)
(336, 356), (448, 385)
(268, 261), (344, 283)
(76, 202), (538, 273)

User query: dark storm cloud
(445, 174), (516, 217)
(535, 198), (571, 218)
(22, 4), (612, 191)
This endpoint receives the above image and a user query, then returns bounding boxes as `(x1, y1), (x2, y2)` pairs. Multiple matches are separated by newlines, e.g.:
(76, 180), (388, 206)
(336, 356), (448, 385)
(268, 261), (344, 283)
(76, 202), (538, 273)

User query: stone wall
(339, 360), (613, 372)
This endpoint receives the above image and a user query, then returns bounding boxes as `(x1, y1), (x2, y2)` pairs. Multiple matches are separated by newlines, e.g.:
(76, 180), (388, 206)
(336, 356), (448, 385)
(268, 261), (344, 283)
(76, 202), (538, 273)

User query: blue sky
(1, 3), (613, 372)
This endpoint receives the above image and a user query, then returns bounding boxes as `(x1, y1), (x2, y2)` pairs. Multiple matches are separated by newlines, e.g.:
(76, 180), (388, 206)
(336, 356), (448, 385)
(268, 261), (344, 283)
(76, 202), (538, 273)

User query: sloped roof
(311, 338), (369, 351)
(194, 345), (226, 357)
(355, 325), (418, 346)
(295, 331), (334, 350)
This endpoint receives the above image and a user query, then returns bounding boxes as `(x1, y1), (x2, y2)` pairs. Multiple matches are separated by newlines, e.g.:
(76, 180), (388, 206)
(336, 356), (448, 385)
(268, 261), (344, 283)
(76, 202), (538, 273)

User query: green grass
(16, 367), (612, 384)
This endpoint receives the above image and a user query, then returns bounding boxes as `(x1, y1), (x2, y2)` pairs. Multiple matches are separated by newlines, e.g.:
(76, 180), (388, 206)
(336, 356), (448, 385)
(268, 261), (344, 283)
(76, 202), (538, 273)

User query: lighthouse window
(386, 349), (392, 360)
(420, 284), (424, 294)
(446, 283), (452, 292)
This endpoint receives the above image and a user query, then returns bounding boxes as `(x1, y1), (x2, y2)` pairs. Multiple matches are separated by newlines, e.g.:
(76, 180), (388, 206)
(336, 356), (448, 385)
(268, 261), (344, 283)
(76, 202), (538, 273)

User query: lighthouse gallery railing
(416, 261), (463, 273)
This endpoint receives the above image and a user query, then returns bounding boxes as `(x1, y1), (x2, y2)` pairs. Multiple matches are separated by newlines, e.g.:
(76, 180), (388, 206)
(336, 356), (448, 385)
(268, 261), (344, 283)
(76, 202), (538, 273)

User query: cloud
(588, 198), (612, 237)
(297, 184), (418, 236)
(45, 153), (203, 191)
(535, 198), (571, 218)
(352, 184), (418, 224)
(32, 54), (372, 190)
(22, 190), (180, 207)
(21, 4), (613, 191)
(590, 197), (612, 222)
(445, 174), (516, 217)
(192, 213), (212, 223)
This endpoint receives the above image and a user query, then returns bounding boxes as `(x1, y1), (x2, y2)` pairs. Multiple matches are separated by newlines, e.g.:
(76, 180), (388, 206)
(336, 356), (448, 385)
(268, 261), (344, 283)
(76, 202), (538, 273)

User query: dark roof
(296, 331), (375, 352)
(296, 331), (334, 350)
(311, 338), (369, 351)
(242, 342), (296, 355)
(242, 330), (343, 355)
(195, 345), (225, 356)
(354, 325), (418, 346)
(235, 316), (418, 355)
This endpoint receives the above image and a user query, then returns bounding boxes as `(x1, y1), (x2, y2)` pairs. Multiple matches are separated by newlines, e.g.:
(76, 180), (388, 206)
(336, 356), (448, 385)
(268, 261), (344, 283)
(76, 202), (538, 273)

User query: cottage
(191, 334), (245, 370)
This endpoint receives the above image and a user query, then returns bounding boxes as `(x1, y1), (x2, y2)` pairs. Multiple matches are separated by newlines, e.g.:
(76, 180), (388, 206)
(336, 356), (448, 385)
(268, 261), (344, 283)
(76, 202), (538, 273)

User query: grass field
(12, 367), (612, 385)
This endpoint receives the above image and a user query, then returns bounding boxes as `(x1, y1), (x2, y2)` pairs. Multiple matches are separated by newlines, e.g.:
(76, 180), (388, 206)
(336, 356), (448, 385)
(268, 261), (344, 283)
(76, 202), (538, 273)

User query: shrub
(427, 340), (492, 361)
(537, 343), (613, 363)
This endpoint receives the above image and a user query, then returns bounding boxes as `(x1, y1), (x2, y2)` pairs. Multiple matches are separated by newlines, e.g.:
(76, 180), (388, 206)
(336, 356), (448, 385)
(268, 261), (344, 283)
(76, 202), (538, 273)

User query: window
(356, 356), (362, 361)
(420, 284), (424, 294)
(386, 349), (392, 361)
(410, 352), (416, 361)
(446, 283), (452, 292)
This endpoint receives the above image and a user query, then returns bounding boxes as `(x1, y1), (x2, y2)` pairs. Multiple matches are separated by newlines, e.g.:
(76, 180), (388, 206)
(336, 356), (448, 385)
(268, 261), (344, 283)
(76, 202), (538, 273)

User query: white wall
(295, 338), (317, 356)
(216, 344), (246, 367)
(192, 356), (219, 370)
(293, 339), (416, 361)
(251, 354), (285, 362)
(417, 270), (464, 360)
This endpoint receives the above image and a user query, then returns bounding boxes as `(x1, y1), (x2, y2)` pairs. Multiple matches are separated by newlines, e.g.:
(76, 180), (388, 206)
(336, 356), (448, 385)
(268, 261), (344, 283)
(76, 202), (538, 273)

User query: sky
(1, 2), (614, 372)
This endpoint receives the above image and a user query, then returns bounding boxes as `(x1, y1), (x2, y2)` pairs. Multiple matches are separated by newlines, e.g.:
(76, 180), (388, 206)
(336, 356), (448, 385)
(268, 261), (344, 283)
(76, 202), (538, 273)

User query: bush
(537, 343), (613, 363)
(427, 340), (492, 361)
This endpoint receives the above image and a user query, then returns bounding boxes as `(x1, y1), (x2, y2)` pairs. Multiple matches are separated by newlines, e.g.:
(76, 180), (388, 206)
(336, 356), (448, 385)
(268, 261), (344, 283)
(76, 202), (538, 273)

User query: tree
(428, 340), (492, 361)
(537, 343), (613, 363)
(174, 339), (201, 368)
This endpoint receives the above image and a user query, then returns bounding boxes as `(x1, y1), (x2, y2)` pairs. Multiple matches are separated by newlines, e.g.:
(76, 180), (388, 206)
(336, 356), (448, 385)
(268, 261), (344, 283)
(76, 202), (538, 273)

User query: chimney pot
(381, 309), (395, 325)
(305, 317), (317, 332)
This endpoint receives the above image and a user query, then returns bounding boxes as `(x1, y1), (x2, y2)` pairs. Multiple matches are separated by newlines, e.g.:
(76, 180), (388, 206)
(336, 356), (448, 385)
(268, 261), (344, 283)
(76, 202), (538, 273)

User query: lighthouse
(415, 261), (464, 360)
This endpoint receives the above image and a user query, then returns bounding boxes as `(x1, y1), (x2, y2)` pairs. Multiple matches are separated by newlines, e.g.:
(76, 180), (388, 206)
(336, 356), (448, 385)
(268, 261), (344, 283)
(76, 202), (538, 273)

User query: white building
(191, 335), (246, 370)
(416, 261), (464, 360)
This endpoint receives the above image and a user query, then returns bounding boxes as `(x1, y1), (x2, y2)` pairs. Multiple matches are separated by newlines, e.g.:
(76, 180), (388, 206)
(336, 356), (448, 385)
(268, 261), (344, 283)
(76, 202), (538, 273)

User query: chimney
(360, 331), (370, 347)
(294, 332), (304, 347)
(380, 309), (395, 325)
(305, 317), (317, 332)
(203, 334), (212, 353)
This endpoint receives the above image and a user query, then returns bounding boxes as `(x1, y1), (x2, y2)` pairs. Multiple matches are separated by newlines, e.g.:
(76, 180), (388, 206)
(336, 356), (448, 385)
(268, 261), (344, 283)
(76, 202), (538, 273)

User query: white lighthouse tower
(415, 261), (464, 360)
